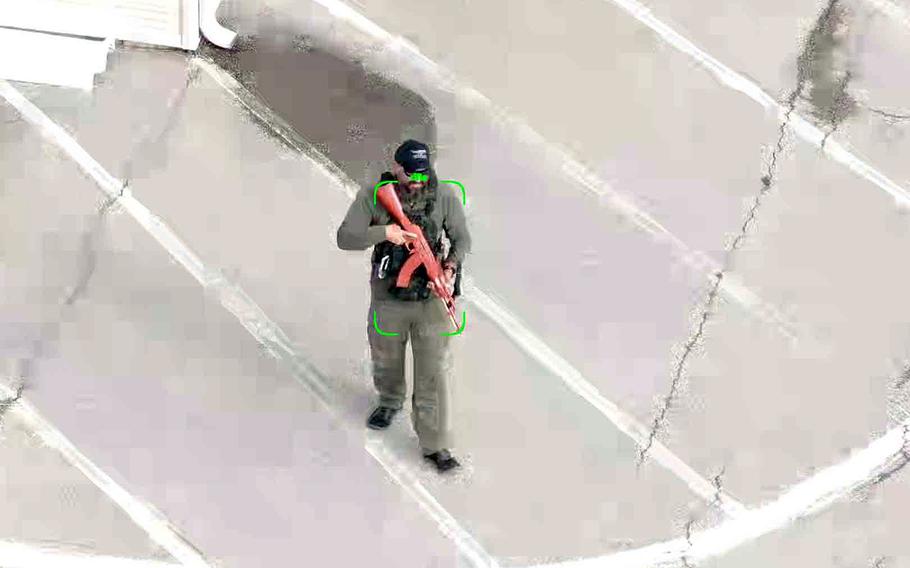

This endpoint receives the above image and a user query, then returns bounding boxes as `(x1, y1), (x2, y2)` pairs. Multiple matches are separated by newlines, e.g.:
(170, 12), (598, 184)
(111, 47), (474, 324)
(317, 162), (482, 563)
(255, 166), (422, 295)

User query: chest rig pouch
(372, 172), (445, 301)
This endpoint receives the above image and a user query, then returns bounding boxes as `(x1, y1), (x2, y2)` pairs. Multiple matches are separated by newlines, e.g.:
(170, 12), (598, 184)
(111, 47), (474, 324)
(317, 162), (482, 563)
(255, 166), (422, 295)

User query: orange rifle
(375, 183), (460, 331)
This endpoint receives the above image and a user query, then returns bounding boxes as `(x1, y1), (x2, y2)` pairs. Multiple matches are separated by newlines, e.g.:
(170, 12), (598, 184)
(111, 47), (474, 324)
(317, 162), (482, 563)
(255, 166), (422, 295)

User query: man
(336, 139), (471, 473)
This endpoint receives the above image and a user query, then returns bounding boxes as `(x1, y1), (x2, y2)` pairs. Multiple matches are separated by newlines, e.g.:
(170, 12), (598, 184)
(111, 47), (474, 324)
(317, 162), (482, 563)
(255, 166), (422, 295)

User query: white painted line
(0, 539), (181, 568)
(365, 440), (497, 568)
(0, 78), (498, 568)
(193, 57), (748, 518)
(595, 0), (910, 209)
(0, 385), (212, 568)
(463, 281), (747, 518)
(526, 419), (910, 568)
(305, 0), (798, 342)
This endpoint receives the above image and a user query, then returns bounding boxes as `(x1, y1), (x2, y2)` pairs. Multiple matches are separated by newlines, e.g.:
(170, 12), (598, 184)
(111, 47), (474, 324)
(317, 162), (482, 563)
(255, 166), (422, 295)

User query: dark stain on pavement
(791, 0), (858, 142)
(199, 16), (437, 188)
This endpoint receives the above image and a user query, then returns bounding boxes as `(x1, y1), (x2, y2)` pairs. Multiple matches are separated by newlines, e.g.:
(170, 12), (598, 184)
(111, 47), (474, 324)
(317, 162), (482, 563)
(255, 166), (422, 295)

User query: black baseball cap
(394, 139), (431, 174)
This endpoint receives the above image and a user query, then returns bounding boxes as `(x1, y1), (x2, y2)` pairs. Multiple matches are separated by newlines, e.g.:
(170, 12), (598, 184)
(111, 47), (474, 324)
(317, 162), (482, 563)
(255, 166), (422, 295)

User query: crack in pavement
(120, 54), (200, 184)
(636, 0), (848, 468)
(866, 106), (910, 123)
(637, 273), (723, 468)
(680, 519), (696, 568)
(711, 466), (727, 511)
(6, 186), (121, 416)
(62, 188), (121, 307)
(820, 69), (855, 149)
(0, 383), (25, 426)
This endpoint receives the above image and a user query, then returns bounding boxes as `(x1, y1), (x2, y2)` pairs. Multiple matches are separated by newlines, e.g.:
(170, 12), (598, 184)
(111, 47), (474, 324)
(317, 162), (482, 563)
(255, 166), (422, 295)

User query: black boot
(423, 449), (460, 472)
(367, 406), (398, 430)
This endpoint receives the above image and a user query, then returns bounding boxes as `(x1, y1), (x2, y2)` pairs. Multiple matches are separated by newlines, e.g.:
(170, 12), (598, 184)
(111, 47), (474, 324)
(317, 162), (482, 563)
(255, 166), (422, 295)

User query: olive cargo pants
(367, 295), (455, 453)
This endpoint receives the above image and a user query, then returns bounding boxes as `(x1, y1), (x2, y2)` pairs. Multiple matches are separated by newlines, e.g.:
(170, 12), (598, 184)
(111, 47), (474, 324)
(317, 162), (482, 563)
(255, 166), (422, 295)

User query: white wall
(0, 0), (199, 50)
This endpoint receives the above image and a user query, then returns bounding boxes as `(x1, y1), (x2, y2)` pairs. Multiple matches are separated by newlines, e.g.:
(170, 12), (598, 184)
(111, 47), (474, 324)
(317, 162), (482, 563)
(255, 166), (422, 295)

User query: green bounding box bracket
(373, 179), (466, 206)
(373, 180), (397, 206)
(373, 310), (399, 336)
(440, 180), (466, 205)
(441, 311), (467, 336)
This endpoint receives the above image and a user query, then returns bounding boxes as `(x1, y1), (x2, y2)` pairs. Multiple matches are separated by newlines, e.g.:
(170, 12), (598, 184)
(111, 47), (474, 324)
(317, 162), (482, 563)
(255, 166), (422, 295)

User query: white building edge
(0, 0), (236, 89)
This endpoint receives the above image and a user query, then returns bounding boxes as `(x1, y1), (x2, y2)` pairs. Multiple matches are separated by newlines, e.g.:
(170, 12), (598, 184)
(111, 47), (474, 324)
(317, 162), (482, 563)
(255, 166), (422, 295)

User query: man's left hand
(428, 265), (456, 297)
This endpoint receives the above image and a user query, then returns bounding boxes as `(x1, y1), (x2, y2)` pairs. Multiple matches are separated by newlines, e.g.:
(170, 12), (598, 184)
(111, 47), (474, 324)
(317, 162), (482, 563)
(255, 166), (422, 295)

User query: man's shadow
(200, 20), (438, 189)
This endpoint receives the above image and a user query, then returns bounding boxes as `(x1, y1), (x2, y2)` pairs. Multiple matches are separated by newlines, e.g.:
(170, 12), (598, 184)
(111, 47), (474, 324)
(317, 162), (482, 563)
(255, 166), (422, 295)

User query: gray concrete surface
(2, 0), (910, 566)
(0, 103), (174, 562)
(4, 47), (713, 563)
(611, 0), (910, 233)
(703, 468), (910, 567)
(672, 123), (910, 503)
(0, 410), (175, 561)
(1, 96), (463, 567)
(205, 0), (910, 506)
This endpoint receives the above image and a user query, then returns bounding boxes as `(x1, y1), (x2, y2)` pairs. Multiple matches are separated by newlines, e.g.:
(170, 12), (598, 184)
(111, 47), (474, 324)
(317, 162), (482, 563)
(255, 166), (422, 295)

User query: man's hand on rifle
(385, 224), (417, 245)
(428, 263), (456, 297)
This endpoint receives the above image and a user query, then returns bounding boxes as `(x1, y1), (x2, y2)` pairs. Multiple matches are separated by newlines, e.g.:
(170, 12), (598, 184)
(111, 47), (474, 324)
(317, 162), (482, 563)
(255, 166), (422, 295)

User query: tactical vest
(371, 172), (446, 301)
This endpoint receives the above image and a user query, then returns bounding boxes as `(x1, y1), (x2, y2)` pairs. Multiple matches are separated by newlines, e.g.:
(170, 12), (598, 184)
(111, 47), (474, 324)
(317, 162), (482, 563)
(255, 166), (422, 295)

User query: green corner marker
(440, 180), (466, 205)
(373, 310), (399, 336)
(373, 180), (398, 206)
(373, 178), (466, 206)
(441, 311), (467, 336)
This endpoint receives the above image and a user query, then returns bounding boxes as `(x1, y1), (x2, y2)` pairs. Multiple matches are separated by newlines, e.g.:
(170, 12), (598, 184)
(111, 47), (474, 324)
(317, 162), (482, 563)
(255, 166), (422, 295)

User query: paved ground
(703, 471), (910, 568)
(2, 0), (910, 566)
(0, 408), (175, 563)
